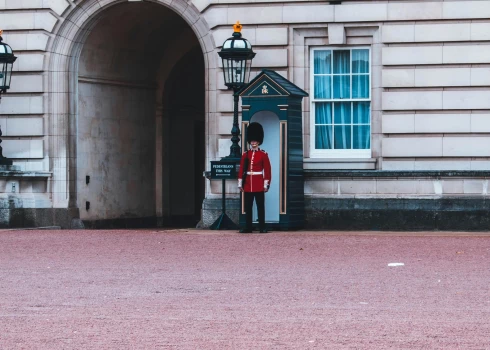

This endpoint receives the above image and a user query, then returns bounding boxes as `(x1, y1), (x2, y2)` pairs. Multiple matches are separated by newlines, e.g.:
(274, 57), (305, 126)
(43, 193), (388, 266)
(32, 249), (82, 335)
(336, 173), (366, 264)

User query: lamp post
(0, 30), (17, 166)
(218, 21), (256, 162)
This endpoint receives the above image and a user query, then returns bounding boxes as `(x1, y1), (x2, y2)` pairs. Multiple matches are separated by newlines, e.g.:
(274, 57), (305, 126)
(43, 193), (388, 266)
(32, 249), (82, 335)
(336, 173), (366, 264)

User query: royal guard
(238, 122), (272, 233)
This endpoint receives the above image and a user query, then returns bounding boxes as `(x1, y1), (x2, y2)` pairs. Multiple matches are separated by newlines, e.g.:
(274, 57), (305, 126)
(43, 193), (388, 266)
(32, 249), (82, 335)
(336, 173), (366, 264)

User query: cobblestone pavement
(1, 229), (489, 349)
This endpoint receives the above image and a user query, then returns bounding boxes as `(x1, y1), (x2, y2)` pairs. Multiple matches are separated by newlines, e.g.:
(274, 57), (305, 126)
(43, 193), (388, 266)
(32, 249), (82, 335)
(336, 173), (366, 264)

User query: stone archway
(46, 0), (215, 227)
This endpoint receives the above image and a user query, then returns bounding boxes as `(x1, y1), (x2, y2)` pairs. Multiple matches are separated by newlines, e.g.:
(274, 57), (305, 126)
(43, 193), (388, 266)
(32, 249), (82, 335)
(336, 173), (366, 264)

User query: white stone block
(284, 4), (334, 23)
(443, 45), (490, 64)
(415, 24), (470, 43)
(30, 140), (43, 158)
(381, 160), (415, 171)
(382, 46), (442, 65)
(255, 48), (288, 68)
(470, 160), (490, 170)
(471, 23), (490, 41)
(256, 27), (288, 46)
(381, 25), (414, 43)
(14, 54), (45, 72)
(43, 0), (70, 15)
(338, 180), (376, 194)
(471, 114), (490, 133)
(5, 0), (42, 9)
(414, 114), (471, 133)
(442, 180), (464, 194)
(470, 68), (490, 86)
(0, 13), (35, 30)
(443, 91), (490, 110)
(203, 7), (227, 29)
(382, 91), (443, 111)
(443, 137), (490, 157)
(376, 180), (417, 194)
(6, 117), (44, 136)
(415, 68), (470, 87)
(2, 32), (49, 51)
(335, 4), (387, 22)
(443, 1), (490, 19)
(8, 74), (43, 93)
(218, 138), (232, 158)
(191, 0), (211, 13)
(382, 114), (414, 134)
(2, 139), (43, 158)
(217, 116), (232, 135)
(463, 180), (485, 194)
(304, 180), (335, 195)
(388, 2), (442, 20)
(0, 96), (43, 114)
(328, 24), (345, 45)
(382, 137), (443, 157)
(416, 180), (437, 195)
(34, 12), (57, 32)
(217, 93), (233, 113)
(228, 6), (283, 25)
(382, 69), (414, 88)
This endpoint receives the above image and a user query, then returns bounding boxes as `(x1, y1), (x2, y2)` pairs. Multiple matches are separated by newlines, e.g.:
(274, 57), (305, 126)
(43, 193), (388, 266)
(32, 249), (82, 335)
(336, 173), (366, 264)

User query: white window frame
(310, 46), (372, 158)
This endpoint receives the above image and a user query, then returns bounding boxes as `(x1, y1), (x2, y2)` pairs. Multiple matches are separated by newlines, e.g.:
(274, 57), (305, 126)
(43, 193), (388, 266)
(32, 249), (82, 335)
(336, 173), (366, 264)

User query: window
(310, 48), (371, 158)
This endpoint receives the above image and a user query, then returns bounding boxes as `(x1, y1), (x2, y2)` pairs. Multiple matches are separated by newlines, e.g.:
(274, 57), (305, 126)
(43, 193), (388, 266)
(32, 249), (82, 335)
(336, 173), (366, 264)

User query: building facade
(1, 0), (490, 229)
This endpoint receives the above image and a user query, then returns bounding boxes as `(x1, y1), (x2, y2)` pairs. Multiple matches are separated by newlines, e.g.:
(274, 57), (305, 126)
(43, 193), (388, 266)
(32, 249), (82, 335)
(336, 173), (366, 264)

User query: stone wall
(2, 0), (490, 228)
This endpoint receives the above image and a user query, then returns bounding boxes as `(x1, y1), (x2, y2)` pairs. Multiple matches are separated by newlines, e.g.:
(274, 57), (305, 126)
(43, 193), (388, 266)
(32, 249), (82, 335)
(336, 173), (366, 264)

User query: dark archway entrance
(161, 47), (205, 227)
(76, 2), (205, 227)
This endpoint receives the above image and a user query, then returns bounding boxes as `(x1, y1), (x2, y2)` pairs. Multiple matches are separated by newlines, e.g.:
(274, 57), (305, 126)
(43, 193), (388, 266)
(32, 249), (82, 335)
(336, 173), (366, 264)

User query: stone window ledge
(304, 170), (490, 178)
(303, 158), (377, 170)
(0, 170), (52, 178)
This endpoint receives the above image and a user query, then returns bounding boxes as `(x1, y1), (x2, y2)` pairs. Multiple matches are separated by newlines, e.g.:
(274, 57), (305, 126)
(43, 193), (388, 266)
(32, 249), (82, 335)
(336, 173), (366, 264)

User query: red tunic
(238, 148), (272, 193)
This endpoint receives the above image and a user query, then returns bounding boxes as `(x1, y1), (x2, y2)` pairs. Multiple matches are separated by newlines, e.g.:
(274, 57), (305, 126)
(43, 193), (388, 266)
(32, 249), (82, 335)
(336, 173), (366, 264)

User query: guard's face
(250, 141), (259, 148)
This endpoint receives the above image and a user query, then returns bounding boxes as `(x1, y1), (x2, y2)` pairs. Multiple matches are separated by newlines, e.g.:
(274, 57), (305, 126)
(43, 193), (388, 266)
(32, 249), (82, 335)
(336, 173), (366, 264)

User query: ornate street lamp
(218, 21), (256, 161)
(0, 30), (17, 165)
(0, 30), (17, 100)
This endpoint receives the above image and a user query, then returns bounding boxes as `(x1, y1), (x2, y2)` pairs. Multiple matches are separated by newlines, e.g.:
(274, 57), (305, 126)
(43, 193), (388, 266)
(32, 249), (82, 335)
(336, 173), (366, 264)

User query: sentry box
(238, 70), (308, 230)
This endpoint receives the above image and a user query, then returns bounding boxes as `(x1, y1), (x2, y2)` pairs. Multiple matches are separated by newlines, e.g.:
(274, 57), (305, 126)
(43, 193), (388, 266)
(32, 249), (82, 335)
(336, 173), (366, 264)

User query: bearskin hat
(247, 122), (264, 145)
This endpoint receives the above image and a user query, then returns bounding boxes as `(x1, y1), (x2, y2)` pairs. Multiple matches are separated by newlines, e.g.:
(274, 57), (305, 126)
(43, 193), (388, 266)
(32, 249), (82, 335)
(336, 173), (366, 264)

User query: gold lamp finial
(233, 21), (242, 33)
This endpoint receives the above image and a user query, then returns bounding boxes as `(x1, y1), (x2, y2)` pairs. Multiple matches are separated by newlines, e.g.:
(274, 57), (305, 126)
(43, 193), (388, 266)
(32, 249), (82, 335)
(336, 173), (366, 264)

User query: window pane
(314, 50), (332, 74)
(315, 103), (333, 124)
(352, 75), (369, 99)
(334, 102), (351, 124)
(314, 76), (332, 99)
(333, 50), (350, 74)
(333, 75), (350, 99)
(334, 125), (352, 149)
(353, 125), (371, 149)
(352, 49), (369, 73)
(315, 125), (333, 149)
(353, 102), (370, 124)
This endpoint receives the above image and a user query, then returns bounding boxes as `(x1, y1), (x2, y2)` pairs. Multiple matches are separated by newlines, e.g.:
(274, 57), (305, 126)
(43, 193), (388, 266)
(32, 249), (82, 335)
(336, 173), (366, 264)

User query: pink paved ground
(1, 229), (489, 349)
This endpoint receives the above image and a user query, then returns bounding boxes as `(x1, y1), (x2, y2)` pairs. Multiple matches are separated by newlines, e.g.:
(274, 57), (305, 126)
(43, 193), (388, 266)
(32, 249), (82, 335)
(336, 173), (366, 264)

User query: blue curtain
(313, 49), (370, 151)
(333, 50), (350, 99)
(314, 51), (331, 99)
(353, 102), (370, 149)
(352, 49), (369, 99)
(334, 102), (351, 149)
(315, 103), (332, 149)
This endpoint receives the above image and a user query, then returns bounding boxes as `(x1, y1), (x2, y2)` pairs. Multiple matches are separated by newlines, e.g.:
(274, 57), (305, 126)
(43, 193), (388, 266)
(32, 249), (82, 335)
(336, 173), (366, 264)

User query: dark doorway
(163, 46), (205, 227)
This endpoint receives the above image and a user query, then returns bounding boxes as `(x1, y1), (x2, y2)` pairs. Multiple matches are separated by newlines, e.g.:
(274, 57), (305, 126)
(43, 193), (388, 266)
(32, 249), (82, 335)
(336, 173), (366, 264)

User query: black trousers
(244, 191), (265, 230)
